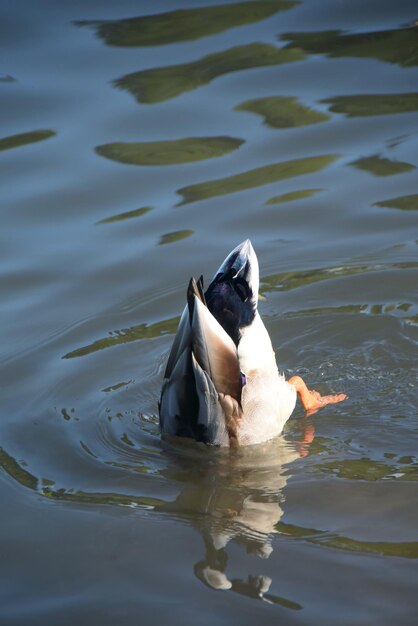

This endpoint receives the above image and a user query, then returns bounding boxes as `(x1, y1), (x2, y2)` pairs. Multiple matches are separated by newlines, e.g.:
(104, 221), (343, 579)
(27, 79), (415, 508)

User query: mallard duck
(159, 240), (346, 446)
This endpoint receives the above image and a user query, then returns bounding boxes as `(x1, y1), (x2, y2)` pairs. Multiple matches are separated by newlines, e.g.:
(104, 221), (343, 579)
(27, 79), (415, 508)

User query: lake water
(1, 0), (417, 624)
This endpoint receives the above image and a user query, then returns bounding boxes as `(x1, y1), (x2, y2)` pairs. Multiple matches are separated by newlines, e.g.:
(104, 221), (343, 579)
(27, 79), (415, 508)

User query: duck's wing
(159, 278), (242, 445)
(159, 304), (196, 438)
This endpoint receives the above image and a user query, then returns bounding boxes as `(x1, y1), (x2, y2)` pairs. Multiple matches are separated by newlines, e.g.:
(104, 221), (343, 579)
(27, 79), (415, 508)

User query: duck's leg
(288, 375), (347, 415)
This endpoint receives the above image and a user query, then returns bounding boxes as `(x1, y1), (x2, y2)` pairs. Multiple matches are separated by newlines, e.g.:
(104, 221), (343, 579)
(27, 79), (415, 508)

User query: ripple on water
(2, 0), (418, 618)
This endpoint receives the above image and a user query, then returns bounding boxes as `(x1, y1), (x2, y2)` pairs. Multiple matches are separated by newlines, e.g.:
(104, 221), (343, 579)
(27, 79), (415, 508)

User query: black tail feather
(187, 275), (208, 323)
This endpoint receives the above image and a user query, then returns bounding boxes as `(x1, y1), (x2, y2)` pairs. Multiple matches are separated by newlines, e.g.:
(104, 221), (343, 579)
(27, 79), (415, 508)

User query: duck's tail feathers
(187, 275), (206, 321)
(160, 283), (243, 445)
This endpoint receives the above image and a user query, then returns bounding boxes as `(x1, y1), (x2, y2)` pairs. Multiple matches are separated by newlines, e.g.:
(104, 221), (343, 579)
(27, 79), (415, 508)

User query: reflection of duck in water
(160, 240), (346, 446)
(161, 428), (314, 607)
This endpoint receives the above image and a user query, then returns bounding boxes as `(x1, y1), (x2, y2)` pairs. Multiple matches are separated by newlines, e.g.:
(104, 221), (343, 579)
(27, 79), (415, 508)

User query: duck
(159, 240), (346, 446)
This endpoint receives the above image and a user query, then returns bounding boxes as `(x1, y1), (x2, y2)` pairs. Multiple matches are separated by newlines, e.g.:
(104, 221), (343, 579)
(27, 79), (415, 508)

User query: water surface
(1, 1), (417, 624)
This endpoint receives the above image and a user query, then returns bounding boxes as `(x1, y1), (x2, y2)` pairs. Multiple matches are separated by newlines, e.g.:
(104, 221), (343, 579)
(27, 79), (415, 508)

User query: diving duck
(159, 240), (346, 446)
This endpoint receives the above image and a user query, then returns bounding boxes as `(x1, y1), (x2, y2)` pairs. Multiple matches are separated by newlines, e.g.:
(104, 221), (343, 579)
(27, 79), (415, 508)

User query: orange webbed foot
(289, 375), (347, 416)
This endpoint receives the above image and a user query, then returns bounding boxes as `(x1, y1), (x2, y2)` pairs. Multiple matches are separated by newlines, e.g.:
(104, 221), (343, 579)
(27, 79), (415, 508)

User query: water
(1, 0), (417, 623)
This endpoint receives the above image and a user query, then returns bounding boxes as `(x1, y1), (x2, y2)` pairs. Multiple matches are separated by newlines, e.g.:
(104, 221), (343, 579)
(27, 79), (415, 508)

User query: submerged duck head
(205, 239), (259, 346)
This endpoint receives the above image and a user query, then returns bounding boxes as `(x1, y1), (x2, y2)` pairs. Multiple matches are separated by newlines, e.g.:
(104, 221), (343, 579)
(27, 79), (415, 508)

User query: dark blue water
(1, 1), (417, 624)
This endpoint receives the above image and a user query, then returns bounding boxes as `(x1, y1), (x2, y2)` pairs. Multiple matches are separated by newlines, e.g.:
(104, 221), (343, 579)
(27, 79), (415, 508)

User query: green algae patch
(320, 93), (418, 117)
(177, 154), (336, 205)
(98, 207), (152, 224)
(0, 447), (38, 490)
(276, 521), (418, 558)
(102, 380), (132, 393)
(260, 261), (418, 293)
(374, 194), (418, 211)
(236, 96), (330, 128)
(96, 136), (243, 166)
(158, 230), (194, 245)
(317, 458), (395, 481)
(0, 448), (165, 506)
(0, 129), (56, 152)
(78, 1), (297, 47)
(349, 155), (416, 176)
(281, 26), (418, 68)
(265, 188), (323, 205)
(63, 316), (181, 359)
(115, 43), (305, 104)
